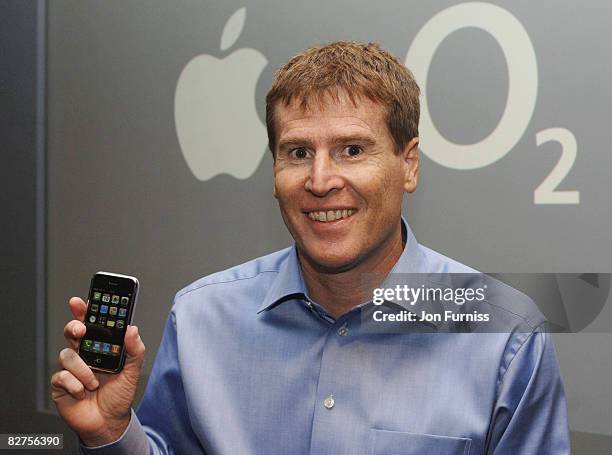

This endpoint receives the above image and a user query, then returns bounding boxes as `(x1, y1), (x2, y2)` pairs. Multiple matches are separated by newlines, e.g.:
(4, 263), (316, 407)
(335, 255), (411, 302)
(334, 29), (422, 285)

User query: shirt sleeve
(79, 408), (149, 455)
(79, 309), (205, 454)
(485, 325), (571, 454)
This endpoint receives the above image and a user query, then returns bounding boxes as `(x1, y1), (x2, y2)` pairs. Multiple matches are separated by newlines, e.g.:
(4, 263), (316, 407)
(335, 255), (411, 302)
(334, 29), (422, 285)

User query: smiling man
(54, 41), (569, 454)
(272, 94), (418, 317)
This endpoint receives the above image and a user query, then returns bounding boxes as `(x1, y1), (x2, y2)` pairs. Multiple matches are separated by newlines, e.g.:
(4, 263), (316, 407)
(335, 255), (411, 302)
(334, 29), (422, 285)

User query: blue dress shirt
(80, 219), (570, 454)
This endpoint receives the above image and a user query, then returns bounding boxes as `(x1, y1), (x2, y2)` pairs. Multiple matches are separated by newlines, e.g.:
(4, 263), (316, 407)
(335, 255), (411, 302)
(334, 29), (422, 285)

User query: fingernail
(90, 378), (99, 389)
(73, 327), (79, 336)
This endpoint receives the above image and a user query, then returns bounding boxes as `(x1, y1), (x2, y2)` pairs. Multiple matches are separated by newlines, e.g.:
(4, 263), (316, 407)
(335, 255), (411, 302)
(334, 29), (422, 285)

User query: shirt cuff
(79, 408), (149, 455)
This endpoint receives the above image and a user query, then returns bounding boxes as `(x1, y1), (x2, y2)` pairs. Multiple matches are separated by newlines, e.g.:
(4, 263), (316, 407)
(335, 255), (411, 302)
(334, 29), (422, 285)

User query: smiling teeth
(308, 209), (355, 222)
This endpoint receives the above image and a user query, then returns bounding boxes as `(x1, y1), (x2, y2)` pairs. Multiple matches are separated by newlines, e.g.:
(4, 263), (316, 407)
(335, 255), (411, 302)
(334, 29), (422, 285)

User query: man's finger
(58, 348), (99, 391)
(63, 320), (86, 349)
(68, 297), (88, 322)
(50, 370), (86, 401)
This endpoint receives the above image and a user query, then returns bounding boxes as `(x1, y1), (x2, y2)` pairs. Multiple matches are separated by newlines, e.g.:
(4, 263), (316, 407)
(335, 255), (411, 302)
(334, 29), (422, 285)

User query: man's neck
(298, 223), (405, 319)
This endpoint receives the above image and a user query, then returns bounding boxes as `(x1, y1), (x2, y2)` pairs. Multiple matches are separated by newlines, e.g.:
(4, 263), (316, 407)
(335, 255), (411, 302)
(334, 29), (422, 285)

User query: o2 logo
(406, 2), (580, 205)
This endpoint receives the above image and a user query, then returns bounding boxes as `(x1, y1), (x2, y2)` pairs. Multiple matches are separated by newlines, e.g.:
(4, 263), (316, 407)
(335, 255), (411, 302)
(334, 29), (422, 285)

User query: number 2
(534, 128), (580, 204)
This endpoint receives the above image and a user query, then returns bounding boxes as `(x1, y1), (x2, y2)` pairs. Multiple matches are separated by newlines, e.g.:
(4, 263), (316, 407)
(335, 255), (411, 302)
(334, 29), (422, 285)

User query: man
(52, 42), (570, 454)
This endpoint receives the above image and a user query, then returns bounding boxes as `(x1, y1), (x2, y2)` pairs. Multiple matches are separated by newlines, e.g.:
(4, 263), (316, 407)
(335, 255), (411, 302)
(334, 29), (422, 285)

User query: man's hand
(50, 297), (146, 447)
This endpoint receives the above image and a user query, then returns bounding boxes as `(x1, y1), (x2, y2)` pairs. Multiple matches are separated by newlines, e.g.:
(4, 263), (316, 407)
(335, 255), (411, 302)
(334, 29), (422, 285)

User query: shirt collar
(257, 244), (308, 313)
(257, 216), (429, 314)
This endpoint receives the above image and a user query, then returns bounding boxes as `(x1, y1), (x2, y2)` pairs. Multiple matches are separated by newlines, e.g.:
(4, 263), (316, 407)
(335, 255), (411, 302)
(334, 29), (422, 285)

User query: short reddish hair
(265, 41), (420, 155)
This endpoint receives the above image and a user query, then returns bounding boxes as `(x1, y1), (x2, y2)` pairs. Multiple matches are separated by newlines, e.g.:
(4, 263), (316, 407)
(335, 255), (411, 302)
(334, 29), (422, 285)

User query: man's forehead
(275, 92), (386, 133)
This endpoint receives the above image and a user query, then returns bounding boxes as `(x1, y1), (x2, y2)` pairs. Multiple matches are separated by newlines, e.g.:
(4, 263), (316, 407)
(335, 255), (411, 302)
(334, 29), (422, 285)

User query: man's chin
(298, 246), (361, 274)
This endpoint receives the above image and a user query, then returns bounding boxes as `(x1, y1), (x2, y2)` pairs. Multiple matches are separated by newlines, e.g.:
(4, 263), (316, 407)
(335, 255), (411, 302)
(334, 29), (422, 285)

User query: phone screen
(79, 272), (138, 373)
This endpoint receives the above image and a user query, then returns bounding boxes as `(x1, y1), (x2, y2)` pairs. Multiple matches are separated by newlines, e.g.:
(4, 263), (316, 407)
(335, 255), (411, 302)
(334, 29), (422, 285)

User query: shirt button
(337, 325), (349, 337)
(323, 395), (335, 409)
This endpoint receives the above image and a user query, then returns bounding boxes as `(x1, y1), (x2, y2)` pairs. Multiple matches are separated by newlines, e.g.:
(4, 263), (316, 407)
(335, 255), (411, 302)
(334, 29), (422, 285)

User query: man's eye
(290, 147), (308, 159)
(344, 145), (363, 157)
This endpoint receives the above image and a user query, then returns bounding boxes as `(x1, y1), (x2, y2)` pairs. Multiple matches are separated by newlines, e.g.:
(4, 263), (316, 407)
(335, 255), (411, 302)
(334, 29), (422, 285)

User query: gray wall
(3, 0), (611, 452)
(1, 1), (80, 452)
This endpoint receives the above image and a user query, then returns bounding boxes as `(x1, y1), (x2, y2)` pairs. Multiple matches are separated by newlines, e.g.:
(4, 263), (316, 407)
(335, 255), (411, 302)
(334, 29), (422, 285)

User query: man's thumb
(122, 325), (145, 377)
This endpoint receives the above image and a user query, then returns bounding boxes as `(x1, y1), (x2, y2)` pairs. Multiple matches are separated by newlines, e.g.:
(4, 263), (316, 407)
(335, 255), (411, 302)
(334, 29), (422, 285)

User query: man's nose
(304, 152), (344, 196)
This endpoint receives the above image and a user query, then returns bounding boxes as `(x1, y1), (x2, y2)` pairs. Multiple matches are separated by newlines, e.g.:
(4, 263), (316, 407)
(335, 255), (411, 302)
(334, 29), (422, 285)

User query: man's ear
(402, 137), (419, 193)
(272, 151), (278, 199)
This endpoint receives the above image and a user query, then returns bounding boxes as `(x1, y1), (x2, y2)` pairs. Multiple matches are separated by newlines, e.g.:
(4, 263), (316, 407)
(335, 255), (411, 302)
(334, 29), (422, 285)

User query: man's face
(272, 92), (419, 272)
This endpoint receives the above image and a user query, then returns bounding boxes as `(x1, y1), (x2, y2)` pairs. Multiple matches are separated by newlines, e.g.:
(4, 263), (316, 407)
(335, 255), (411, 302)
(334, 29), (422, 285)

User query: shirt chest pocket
(370, 429), (472, 455)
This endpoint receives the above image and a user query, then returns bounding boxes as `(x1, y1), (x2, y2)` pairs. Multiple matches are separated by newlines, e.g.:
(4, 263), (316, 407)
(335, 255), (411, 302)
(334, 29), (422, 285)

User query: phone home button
(94, 358), (102, 364)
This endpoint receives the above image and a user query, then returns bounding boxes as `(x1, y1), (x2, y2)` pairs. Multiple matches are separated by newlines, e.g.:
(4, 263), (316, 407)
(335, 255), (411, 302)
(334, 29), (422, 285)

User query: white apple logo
(174, 7), (268, 181)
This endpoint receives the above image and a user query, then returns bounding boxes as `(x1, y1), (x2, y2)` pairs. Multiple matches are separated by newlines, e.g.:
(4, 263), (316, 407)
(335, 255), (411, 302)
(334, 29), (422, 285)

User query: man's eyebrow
(330, 134), (377, 146)
(277, 138), (315, 150)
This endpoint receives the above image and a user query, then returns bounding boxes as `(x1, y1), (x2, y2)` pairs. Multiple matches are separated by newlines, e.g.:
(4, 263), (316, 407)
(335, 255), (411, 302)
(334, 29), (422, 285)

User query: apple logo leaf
(221, 7), (246, 52)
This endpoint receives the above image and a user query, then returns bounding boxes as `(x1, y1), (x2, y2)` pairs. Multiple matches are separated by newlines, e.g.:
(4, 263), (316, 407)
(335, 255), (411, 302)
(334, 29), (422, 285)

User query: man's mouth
(306, 209), (357, 222)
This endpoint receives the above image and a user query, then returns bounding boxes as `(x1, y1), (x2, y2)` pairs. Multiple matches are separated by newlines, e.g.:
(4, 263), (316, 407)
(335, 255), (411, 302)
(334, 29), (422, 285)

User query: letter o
(405, 2), (538, 169)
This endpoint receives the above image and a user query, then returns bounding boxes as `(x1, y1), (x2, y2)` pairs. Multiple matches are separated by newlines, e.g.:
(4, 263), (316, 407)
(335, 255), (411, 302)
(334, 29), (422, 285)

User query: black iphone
(78, 272), (140, 373)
